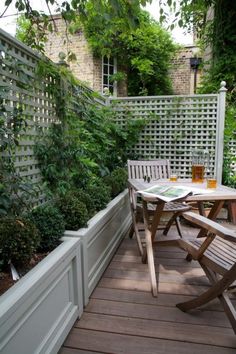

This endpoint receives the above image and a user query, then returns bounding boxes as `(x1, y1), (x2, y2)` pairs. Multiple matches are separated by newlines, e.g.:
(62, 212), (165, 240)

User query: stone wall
(169, 46), (202, 95)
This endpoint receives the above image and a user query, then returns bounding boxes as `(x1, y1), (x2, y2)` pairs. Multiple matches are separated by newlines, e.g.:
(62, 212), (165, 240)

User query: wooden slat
(98, 277), (209, 296)
(91, 287), (224, 311)
(104, 268), (209, 286)
(76, 312), (236, 347)
(59, 348), (103, 354)
(63, 328), (236, 354)
(84, 298), (230, 327)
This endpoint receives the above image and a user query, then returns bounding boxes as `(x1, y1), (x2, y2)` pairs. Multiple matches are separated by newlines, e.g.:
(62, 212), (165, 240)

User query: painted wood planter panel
(0, 237), (83, 354)
(65, 189), (132, 305)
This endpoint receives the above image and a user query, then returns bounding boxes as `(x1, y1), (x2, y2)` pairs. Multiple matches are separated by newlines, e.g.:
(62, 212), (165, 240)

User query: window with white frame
(102, 56), (117, 96)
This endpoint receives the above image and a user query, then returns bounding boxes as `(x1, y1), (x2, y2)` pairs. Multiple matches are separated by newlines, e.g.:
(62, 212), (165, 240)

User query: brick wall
(44, 18), (200, 97)
(44, 16), (103, 93)
(169, 46), (202, 95)
(44, 16), (127, 97)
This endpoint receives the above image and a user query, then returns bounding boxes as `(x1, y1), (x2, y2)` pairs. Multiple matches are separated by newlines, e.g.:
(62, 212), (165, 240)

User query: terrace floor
(59, 221), (236, 354)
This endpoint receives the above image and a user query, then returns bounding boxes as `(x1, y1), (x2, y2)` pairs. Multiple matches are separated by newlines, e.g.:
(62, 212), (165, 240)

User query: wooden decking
(59, 223), (236, 354)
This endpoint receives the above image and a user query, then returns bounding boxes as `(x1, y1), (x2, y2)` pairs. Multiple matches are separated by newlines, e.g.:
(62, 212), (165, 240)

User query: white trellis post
(216, 81), (227, 184)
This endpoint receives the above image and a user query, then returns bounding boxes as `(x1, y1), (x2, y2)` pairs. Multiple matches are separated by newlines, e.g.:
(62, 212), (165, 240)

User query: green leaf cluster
(34, 59), (145, 220)
(81, 4), (177, 95)
(0, 217), (40, 269)
(11, 0), (151, 52)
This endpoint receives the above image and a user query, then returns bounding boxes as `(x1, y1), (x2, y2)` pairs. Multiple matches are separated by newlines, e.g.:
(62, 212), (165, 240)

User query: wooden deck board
(61, 328), (236, 354)
(60, 223), (236, 353)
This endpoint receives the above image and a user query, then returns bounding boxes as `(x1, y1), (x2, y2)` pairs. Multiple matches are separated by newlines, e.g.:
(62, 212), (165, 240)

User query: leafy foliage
(103, 167), (128, 198)
(9, 0), (152, 52)
(56, 194), (89, 231)
(34, 58), (145, 202)
(0, 217), (40, 269)
(81, 5), (176, 95)
(14, 1), (175, 96)
(85, 179), (111, 212)
(28, 204), (65, 251)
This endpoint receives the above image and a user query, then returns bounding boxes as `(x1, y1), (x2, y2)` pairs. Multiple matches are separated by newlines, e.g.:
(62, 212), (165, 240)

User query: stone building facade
(45, 16), (200, 96)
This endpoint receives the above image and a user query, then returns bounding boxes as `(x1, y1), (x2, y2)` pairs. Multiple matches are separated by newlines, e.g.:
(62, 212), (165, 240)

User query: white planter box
(0, 237), (83, 354)
(64, 189), (132, 305)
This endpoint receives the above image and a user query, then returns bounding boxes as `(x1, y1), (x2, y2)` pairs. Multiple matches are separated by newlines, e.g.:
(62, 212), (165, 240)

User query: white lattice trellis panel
(0, 30), (59, 205)
(111, 95), (219, 179)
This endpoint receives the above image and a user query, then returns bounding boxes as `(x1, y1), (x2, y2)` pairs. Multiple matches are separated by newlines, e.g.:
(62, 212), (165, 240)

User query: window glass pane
(103, 56), (108, 64)
(103, 76), (108, 85)
(103, 65), (108, 74)
(109, 65), (114, 76)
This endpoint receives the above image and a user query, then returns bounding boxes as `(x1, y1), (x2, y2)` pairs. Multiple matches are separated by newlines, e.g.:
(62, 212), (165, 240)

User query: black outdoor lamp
(190, 57), (202, 93)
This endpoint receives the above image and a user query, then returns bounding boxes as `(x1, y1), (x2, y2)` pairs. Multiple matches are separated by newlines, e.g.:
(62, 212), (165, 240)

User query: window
(102, 56), (117, 96)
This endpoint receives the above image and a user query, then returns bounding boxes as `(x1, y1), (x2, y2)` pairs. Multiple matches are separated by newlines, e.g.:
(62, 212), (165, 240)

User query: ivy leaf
(5, 0), (12, 6)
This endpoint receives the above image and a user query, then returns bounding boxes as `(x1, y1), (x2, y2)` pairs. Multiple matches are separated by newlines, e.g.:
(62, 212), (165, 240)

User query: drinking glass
(192, 149), (209, 183)
(169, 172), (178, 182)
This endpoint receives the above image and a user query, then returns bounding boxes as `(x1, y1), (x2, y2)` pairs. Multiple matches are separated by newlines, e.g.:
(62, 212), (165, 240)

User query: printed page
(137, 184), (193, 202)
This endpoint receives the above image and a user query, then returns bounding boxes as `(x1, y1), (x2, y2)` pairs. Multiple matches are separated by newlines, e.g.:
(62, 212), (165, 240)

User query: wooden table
(128, 178), (236, 296)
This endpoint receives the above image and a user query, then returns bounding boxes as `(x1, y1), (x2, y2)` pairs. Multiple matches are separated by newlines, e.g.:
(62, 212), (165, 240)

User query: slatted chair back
(127, 159), (171, 180)
(177, 211), (236, 334)
(127, 159), (189, 256)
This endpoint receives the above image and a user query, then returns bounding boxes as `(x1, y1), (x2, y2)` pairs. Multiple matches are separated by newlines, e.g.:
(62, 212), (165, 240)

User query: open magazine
(137, 184), (213, 202)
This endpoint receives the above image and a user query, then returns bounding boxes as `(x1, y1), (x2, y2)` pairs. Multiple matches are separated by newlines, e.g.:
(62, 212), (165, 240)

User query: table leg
(197, 200), (224, 238)
(197, 201), (206, 216)
(142, 200), (165, 297)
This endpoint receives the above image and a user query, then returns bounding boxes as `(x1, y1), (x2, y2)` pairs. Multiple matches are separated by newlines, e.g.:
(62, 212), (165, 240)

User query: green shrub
(104, 167), (128, 198)
(85, 179), (111, 212)
(0, 217), (40, 269)
(70, 189), (96, 218)
(56, 194), (89, 230)
(28, 204), (65, 251)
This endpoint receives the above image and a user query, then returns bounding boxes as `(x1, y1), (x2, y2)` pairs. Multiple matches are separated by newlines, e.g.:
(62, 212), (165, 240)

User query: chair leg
(176, 263), (236, 334)
(133, 222), (144, 256)
(163, 212), (183, 237)
(175, 217), (183, 238)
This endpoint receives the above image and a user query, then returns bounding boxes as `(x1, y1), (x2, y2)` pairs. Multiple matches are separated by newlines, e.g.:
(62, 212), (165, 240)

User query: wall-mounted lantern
(190, 57), (202, 93)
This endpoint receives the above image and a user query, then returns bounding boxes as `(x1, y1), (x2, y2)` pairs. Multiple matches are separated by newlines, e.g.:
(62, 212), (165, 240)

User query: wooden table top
(128, 178), (236, 202)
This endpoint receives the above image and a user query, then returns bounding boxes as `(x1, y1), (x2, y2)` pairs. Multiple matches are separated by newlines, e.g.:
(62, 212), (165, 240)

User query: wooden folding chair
(177, 211), (236, 334)
(127, 159), (190, 255)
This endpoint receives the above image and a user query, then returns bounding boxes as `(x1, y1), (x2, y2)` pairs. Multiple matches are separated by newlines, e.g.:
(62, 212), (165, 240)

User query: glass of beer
(192, 164), (205, 183)
(169, 172), (178, 182)
(191, 149), (209, 183)
(207, 177), (217, 189)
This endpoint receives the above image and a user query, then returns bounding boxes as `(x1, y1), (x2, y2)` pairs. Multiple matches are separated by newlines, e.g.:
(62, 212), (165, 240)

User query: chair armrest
(182, 211), (236, 242)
